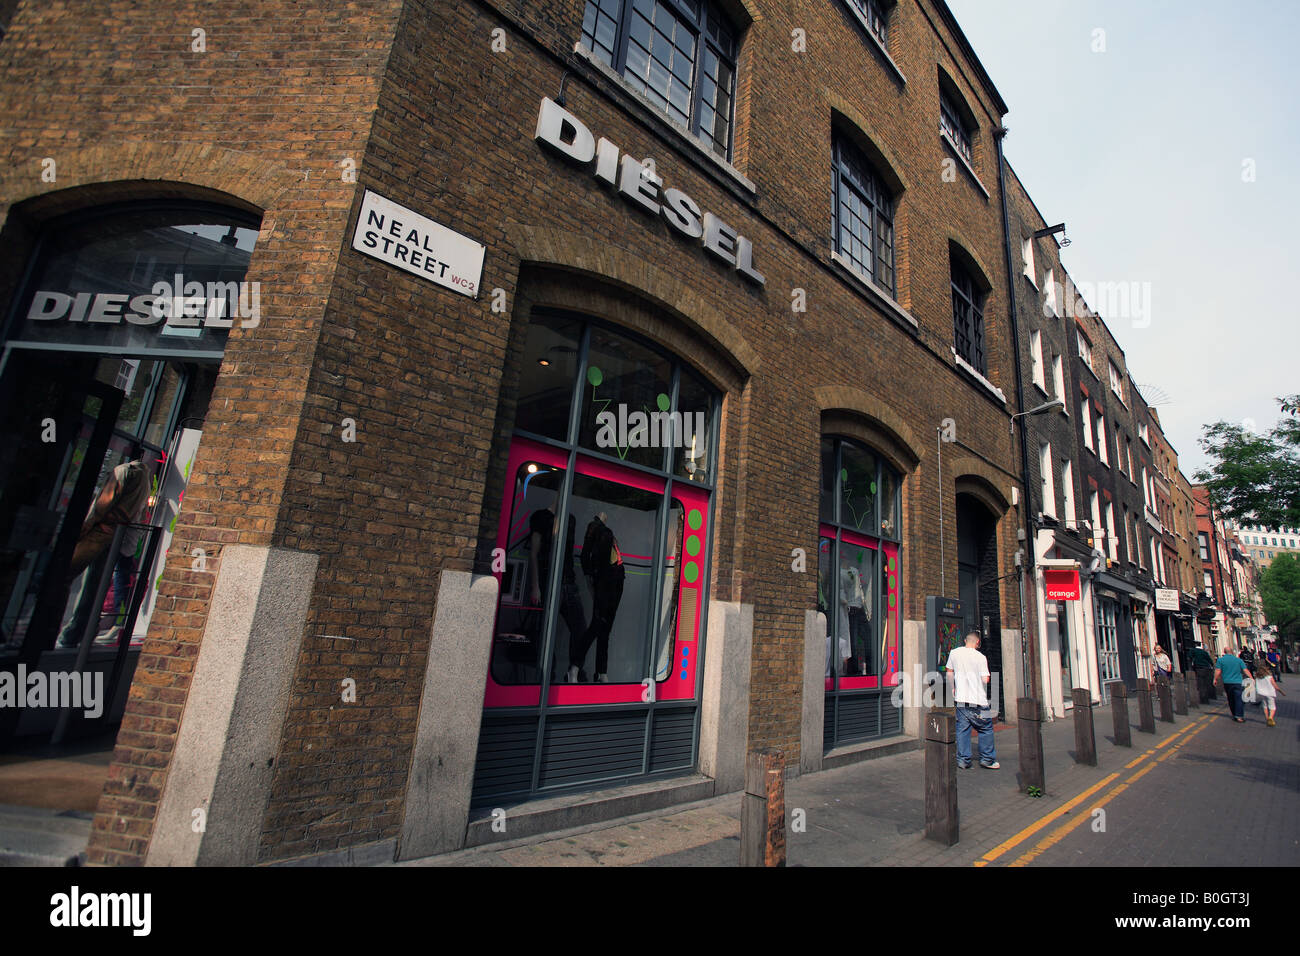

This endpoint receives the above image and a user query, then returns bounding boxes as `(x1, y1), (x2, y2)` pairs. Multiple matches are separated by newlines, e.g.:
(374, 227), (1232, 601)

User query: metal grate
(649, 707), (695, 771)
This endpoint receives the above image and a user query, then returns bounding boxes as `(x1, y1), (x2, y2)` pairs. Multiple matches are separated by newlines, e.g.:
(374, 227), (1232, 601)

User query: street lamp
(1009, 398), (1065, 434)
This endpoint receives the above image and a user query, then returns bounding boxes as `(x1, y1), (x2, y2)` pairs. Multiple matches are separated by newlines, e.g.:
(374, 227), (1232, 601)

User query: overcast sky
(946, 0), (1299, 477)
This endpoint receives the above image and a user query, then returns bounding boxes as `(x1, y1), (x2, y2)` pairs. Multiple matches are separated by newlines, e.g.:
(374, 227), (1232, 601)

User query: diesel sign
(534, 97), (765, 286)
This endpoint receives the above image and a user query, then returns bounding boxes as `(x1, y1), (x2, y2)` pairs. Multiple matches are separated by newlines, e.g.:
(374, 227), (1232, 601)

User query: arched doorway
(0, 200), (260, 770)
(955, 492), (1003, 718)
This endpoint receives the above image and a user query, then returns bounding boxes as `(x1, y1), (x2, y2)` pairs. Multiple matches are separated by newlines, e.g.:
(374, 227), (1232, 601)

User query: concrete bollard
(1136, 678), (1156, 734)
(741, 749), (785, 867)
(1172, 675), (1188, 715)
(1185, 671), (1201, 709)
(924, 709), (958, 846)
(1072, 688), (1097, 766)
(1017, 697), (1045, 793)
(1157, 678), (1174, 723)
(1108, 681), (1131, 747)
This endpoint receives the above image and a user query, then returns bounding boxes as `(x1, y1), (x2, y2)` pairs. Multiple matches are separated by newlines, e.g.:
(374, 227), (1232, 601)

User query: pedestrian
(946, 631), (998, 769)
(1265, 643), (1283, 681)
(1214, 647), (1251, 723)
(1238, 644), (1256, 676)
(1253, 659), (1285, 727)
(1152, 644), (1173, 685)
(1191, 642), (1216, 701)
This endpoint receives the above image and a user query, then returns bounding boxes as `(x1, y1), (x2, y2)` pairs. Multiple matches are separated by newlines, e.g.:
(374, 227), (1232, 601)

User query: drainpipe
(994, 126), (1043, 707)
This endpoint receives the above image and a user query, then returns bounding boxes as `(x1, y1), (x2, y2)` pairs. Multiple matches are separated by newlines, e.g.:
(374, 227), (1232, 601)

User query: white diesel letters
(535, 97), (765, 285)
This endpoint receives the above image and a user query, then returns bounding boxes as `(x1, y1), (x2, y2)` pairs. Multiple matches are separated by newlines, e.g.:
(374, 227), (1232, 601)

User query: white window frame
(1096, 413), (1109, 466)
(1030, 330), (1046, 391)
(1022, 237), (1036, 286)
(1062, 458), (1076, 526)
(1090, 491), (1102, 548)
(1105, 502), (1117, 562)
(1077, 329), (1093, 372)
(1051, 353), (1065, 404)
(1082, 399), (1094, 449)
(1039, 442), (1056, 517)
(1109, 361), (1125, 404)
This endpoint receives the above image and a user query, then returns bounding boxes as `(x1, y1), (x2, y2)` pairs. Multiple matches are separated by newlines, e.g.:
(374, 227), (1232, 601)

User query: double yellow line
(973, 714), (1215, 868)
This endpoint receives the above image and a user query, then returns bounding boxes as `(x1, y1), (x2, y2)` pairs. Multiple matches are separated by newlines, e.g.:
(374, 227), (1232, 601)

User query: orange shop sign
(1044, 568), (1081, 601)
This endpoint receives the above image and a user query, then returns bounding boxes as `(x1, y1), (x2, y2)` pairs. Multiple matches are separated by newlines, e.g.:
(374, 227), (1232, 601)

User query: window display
(818, 436), (903, 748)
(486, 313), (716, 709)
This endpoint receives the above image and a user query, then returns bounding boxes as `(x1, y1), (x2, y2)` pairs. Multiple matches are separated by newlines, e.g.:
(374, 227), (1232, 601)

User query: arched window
(818, 436), (902, 750)
(832, 133), (896, 295)
(477, 310), (719, 803)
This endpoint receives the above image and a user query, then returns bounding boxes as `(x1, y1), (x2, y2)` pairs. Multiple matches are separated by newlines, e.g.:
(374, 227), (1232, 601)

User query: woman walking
(1254, 659), (1285, 727)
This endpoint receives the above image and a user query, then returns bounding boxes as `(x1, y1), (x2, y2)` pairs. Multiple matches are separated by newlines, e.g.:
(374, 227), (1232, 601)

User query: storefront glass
(818, 436), (902, 750)
(474, 311), (717, 804)
(0, 203), (258, 744)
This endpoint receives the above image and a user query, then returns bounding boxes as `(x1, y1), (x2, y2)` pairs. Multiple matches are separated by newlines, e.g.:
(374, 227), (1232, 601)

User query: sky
(946, 0), (1300, 477)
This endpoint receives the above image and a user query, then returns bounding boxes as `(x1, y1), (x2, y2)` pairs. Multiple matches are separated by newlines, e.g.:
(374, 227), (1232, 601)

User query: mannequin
(526, 508), (585, 667)
(57, 447), (152, 648)
(569, 513), (625, 682)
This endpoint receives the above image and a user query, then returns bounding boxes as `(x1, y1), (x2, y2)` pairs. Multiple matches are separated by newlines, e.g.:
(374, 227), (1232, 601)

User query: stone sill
(940, 131), (990, 199)
(951, 348), (1007, 404)
(841, 1), (908, 85)
(830, 250), (920, 332)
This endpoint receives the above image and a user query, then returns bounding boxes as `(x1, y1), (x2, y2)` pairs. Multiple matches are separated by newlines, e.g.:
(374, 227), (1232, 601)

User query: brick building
(0, 0), (1032, 865)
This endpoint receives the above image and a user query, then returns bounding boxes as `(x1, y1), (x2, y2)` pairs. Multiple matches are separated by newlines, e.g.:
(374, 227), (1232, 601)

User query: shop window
(818, 436), (903, 749)
(832, 133), (896, 295)
(488, 313), (717, 703)
(0, 203), (258, 674)
(580, 0), (739, 159)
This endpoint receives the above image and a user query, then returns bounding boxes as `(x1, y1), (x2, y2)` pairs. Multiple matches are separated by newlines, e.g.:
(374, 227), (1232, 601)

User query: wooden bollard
(1136, 678), (1156, 733)
(1071, 688), (1097, 766)
(924, 709), (958, 846)
(1108, 680), (1131, 747)
(1017, 697), (1045, 793)
(1185, 671), (1201, 709)
(1157, 678), (1174, 723)
(741, 749), (785, 866)
(1172, 675), (1188, 715)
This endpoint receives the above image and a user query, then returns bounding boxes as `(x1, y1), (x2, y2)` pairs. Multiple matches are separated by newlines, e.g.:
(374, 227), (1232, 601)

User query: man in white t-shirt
(946, 631), (998, 770)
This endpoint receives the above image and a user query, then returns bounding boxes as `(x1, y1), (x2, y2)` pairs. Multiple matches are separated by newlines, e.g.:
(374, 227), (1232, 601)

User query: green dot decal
(685, 536), (701, 557)
(840, 467), (848, 482)
(888, 594), (896, 609)
(687, 509), (702, 530)
(587, 366), (603, 387)
(657, 392), (670, 412)
(888, 556), (896, 571)
(684, 563), (699, 584)
(870, 482), (877, 494)
(889, 574), (897, 590)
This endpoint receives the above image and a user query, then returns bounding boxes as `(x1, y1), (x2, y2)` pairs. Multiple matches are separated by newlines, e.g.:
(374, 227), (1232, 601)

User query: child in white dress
(1255, 660), (1285, 727)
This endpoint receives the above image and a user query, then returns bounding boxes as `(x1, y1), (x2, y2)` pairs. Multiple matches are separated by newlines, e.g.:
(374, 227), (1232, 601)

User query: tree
(1195, 394), (1300, 529)
(1259, 553), (1300, 645)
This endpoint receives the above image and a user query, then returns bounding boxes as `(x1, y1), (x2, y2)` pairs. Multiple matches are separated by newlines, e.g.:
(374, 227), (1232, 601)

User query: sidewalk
(399, 690), (1249, 867)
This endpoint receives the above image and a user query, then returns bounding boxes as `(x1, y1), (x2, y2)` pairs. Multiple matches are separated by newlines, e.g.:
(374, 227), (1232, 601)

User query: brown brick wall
(1, 0), (1029, 863)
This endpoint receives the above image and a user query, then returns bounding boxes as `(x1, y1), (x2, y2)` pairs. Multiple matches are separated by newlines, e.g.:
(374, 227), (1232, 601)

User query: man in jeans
(1214, 647), (1250, 723)
(947, 631), (998, 769)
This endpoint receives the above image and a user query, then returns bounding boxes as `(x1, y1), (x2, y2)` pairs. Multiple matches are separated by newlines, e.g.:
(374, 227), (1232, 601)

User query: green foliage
(1259, 553), (1300, 642)
(1195, 394), (1300, 529)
